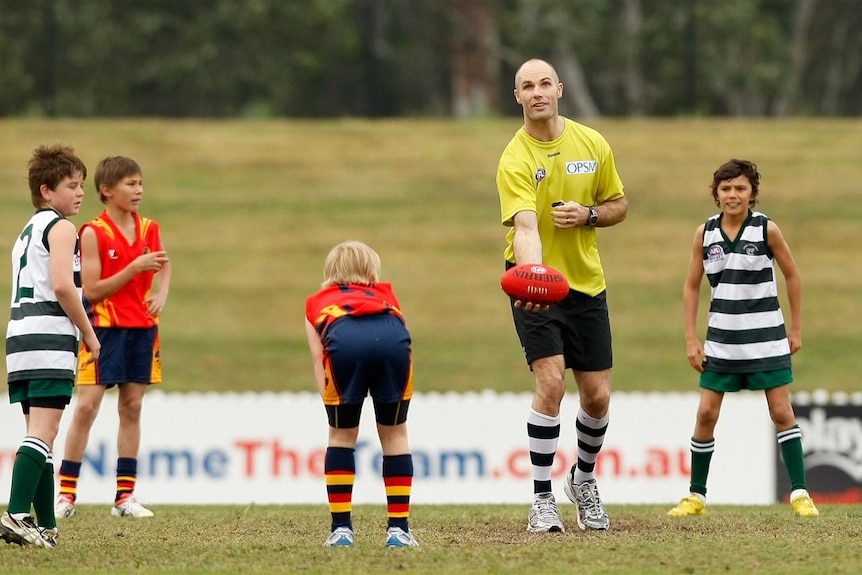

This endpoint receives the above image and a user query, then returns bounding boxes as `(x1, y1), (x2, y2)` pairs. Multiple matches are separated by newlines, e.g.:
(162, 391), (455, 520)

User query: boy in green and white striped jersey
(3, 144), (101, 547)
(668, 159), (818, 518)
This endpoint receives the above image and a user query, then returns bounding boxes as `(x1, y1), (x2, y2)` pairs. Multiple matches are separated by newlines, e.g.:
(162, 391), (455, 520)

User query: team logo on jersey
(535, 168), (546, 183)
(108, 249), (119, 260)
(707, 244), (725, 262)
(743, 243), (759, 256)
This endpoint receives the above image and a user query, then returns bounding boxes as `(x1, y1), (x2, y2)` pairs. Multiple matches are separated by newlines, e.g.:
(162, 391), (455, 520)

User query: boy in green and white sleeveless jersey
(668, 159), (818, 518)
(3, 144), (101, 547)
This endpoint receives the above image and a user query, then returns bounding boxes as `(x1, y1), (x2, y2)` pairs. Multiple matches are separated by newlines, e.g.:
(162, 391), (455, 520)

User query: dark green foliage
(1, 0), (862, 117)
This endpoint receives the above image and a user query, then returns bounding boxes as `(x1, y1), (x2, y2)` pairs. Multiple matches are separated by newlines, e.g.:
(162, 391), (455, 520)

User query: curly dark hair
(710, 159), (760, 207)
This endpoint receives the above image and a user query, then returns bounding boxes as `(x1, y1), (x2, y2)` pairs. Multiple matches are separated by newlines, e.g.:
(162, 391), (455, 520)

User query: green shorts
(699, 368), (792, 392)
(8, 378), (74, 404)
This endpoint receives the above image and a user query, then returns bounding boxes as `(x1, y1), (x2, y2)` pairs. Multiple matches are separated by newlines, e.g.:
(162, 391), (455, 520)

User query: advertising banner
(776, 402), (862, 504)
(0, 390), (780, 505)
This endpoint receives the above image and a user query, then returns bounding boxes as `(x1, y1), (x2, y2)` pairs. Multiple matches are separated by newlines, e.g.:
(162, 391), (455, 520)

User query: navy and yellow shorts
(78, 327), (162, 388)
(321, 313), (413, 428)
(700, 368), (793, 392)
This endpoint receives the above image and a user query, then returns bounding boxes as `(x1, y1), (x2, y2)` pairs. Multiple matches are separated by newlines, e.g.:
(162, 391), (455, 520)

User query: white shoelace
(578, 483), (607, 519)
(535, 496), (561, 523)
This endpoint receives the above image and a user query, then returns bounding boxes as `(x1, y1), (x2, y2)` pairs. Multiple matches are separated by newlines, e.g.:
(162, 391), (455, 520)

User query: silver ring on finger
(565, 217), (570, 224)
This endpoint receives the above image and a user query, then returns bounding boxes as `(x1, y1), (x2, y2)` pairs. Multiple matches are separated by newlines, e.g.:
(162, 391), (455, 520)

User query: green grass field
(1, 120), (861, 573)
(1, 118), (859, 396)
(0, 504), (860, 574)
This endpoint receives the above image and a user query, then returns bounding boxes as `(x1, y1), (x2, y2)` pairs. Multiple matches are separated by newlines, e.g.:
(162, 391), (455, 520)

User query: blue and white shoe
(324, 526), (354, 547)
(385, 526), (419, 548)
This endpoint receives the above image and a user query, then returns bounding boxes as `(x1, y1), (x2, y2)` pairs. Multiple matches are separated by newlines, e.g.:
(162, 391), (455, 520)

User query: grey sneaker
(324, 526), (354, 547)
(564, 467), (610, 531)
(0, 512), (46, 547)
(527, 492), (565, 533)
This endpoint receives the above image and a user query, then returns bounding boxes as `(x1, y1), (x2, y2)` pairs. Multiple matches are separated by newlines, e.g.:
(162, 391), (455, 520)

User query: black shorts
(510, 288), (613, 371)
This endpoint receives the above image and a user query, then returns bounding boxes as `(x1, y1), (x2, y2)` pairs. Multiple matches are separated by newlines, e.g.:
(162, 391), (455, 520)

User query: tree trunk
(555, 49), (600, 118)
(359, 0), (397, 117)
(621, 0), (644, 117)
(448, 0), (500, 118)
(772, 0), (816, 116)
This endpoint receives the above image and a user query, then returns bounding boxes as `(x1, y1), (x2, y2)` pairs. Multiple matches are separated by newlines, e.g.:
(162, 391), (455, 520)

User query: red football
(501, 264), (569, 305)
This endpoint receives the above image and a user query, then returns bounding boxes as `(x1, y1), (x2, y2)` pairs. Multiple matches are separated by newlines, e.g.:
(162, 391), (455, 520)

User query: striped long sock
(325, 447), (355, 530)
(573, 408), (609, 484)
(778, 425), (807, 492)
(8, 437), (50, 515)
(527, 409), (560, 494)
(383, 453), (413, 532)
(115, 457), (138, 503)
(32, 453), (57, 529)
(689, 437), (715, 497)
(58, 459), (82, 502)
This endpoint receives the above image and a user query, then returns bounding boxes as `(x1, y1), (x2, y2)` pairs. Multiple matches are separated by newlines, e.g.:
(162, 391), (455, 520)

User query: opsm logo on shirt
(566, 160), (598, 174)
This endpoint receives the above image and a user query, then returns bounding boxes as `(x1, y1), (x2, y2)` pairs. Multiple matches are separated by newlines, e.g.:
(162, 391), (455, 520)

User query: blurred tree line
(1, 0), (860, 118)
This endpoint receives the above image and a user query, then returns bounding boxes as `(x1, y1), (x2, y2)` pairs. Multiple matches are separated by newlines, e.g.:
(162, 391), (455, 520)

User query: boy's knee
(73, 403), (101, 426)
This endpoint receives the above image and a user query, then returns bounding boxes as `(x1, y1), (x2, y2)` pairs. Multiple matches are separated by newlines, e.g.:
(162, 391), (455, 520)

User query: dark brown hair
(710, 159), (760, 207)
(27, 144), (87, 208)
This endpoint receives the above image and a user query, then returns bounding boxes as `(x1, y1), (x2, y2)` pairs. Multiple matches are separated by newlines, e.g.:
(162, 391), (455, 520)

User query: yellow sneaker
(791, 495), (819, 517)
(667, 495), (705, 517)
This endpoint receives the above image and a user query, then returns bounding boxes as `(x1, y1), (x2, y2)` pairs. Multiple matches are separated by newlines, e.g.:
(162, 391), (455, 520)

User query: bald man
(496, 58), (628, 533)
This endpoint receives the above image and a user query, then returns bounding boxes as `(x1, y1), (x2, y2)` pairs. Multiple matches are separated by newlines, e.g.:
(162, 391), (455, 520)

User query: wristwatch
(586, 206), (599, 226)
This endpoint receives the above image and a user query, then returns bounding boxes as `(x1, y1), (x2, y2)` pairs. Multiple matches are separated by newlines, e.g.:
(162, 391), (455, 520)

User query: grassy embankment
(1, 119), (859, 395)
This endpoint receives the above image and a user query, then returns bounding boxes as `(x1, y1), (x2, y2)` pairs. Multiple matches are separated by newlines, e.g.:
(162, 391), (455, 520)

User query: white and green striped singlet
(6, 209), (82, 382)
(702, 210), (791, 374)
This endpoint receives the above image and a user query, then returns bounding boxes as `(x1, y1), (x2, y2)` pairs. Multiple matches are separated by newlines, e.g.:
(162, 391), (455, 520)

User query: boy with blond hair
(305, 241), (419, 548)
